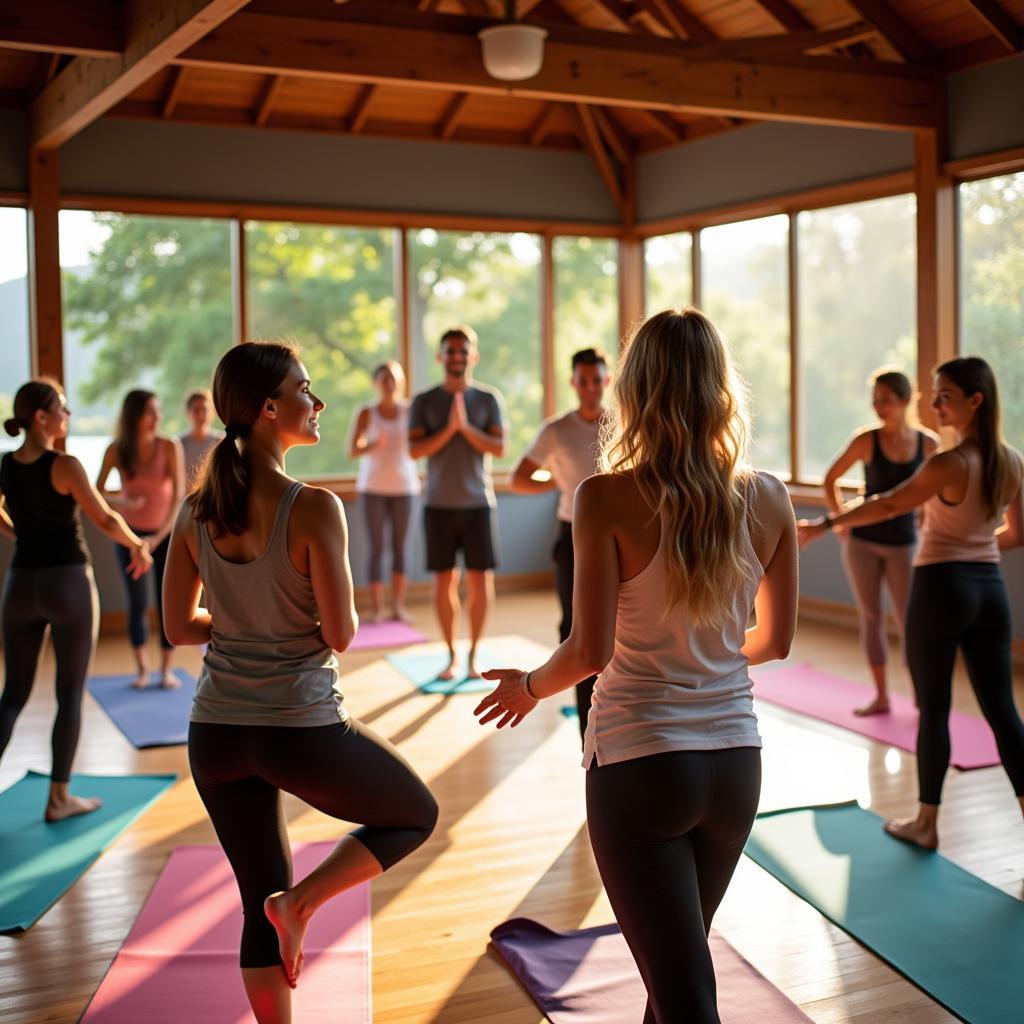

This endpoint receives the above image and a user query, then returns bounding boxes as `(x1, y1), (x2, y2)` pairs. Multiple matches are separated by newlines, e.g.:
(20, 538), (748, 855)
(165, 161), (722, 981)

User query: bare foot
(45, 794), (102, 822)
(854, 696), (890, 716)
(365, 608), (382, 625)
(884, 816), (938, 850)
(131, 671), (150, 690)
(264, 891), (308, 988)
(466, 659), (481, 680)
(159, 671), (180, 690)
(435, 656), (457, 682)
(392, 606), (414, 625)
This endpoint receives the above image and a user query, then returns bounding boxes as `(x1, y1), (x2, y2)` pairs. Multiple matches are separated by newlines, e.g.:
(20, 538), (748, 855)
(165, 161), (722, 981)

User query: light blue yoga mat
(87, 669), (196, 748)
(745, 800), (1024, 1024)
(386, 648), (501, 694)
(0, 770), (176, 932)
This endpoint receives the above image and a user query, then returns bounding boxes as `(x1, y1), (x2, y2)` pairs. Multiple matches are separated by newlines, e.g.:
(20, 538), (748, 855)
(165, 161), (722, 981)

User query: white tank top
(355, 403), (421, 496)
(583, 510), (764, 768)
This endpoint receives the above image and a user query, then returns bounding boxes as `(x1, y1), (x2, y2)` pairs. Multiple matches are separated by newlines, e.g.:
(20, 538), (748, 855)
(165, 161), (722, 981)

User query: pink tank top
(914, 445), (1007, 566)
(122, 440), (174, 535)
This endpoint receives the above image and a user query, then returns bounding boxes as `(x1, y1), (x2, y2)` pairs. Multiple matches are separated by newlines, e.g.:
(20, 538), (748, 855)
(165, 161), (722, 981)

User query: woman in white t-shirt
(349, 361), (420, 623)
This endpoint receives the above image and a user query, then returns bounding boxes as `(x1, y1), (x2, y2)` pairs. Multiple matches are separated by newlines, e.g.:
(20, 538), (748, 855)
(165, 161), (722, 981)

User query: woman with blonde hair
(348, 360), (420, 623)
(476, 308), (799, 1023)
(800, 356), (1024, 850)
(820, 368), (938, 715)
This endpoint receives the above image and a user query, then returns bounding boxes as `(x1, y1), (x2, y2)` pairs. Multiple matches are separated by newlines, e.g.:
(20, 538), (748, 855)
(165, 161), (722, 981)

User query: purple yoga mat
(491, 917), (811, 1023)
(81, 843), (370, 1023)
(751, 663), (1000, 770)
(347, 620), (426, 651)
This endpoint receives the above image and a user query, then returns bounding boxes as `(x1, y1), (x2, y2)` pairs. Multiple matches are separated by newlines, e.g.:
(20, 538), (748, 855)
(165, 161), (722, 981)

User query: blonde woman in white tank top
(348, 361), (420, 623)
(475, 309), (799, 1024)
(800, 356), (1024, 852)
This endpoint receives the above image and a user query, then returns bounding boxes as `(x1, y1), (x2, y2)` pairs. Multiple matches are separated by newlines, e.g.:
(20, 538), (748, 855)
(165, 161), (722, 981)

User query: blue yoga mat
(87, 668), (196, 748)
(387, 648), (503, 695)
(745, 800), (1024, 1024)
(0, 769), (176, 932)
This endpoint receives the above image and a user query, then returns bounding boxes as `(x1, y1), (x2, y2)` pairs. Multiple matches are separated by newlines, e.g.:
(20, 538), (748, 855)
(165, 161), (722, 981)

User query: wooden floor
(1, 589), (1022, 1023)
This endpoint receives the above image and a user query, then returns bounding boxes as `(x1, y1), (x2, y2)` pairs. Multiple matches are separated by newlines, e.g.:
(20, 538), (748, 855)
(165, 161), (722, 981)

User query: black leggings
(188, 718), (438, 968)
(906, 561), (1024, 805)
(586, 747), (761, 1024)
(362, 493), (413, 583)
(0, 564), (98, 783)
(554, 521), (597, 743)
(114, 533), (171, 649)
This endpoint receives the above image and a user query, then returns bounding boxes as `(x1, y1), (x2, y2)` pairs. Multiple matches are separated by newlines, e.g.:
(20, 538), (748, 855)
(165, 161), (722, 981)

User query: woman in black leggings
(476, 309), (800, 1023)
(0, 379), (151, 820)
(801, 356), (1024, 850)
(163, 342), (437, 1024)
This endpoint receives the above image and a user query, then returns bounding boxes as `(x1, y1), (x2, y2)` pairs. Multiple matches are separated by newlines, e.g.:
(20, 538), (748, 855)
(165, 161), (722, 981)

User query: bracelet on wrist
(523, 670), (538, 700)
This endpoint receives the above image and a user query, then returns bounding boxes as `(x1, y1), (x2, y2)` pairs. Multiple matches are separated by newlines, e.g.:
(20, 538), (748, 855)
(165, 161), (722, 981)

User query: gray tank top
(189, 480), (346, 727)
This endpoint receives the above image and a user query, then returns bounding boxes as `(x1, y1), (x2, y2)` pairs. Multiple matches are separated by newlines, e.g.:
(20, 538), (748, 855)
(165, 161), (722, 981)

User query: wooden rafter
(959, 0), (1022, 52)
(254, 73), (284, 126)
(179, 13), (938, 130)
(637, 108), (685, 144)
(641, 0), (716, 43)
(160, 66), (187, 118)
(528, 101), (560, 145)
(29, 54), (62, 97)
(592, 107), (631, 163)
(842, 0), (936, 64)
(0, 0), (122, 57)
(437, 92), (471, 139)
(346, 83), (377, 133)
(573, 103), (624, 213)
(31, 0), (251, 149)
(751, 0), (813, 32)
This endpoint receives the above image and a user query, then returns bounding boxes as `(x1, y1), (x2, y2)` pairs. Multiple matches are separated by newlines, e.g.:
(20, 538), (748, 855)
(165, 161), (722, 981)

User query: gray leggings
(0, 564), (99, 783)
(362, 493), (413, 583)
(840, 537), (914, 668)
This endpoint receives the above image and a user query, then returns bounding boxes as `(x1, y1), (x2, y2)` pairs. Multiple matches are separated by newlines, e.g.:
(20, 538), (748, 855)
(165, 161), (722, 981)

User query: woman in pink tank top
(98, 389), (185, 689)
(800, 356), (1024, 852)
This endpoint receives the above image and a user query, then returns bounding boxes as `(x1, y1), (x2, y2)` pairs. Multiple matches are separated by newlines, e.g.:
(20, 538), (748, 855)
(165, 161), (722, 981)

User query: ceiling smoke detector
(478, 24), (548, 81)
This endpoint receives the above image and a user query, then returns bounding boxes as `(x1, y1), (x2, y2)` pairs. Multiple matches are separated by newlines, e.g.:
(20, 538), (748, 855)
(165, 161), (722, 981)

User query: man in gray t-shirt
(409, 326), (507, 682)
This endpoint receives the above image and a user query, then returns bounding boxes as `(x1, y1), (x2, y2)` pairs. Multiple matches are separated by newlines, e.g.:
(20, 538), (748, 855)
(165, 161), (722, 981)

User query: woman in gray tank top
(163, 342), (437, 1023)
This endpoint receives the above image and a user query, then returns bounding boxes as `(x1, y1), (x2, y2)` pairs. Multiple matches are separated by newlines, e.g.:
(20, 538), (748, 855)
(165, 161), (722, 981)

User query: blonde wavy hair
(601, 307), (758, 628)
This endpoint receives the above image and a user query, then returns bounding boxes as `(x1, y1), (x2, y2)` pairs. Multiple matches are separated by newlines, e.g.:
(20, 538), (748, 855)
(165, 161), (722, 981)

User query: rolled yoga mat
(81, 842), (371, 1023)
(87, 669), (197, 748)
(0, 770), (175, 932)
(348, 619), (426, 651)
(388, 635), (553, 695)
(751, 662), (1000, 770)
(490, 917), (812, 1023)
(744, 800), (1024, 1024)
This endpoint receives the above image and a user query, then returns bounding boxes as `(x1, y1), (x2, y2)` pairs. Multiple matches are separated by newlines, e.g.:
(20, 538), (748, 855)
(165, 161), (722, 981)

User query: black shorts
(424, 506), (499, 573)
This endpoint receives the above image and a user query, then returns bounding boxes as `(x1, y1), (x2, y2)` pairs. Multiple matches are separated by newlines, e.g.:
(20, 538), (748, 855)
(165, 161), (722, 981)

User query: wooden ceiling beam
(842, 0), (936, 65)
(161, 65), (188, 119)
(640, 0), (716, 43)
(346, 83), (377, 133)
(437, 92), (471, 139)
(0, 0), (123, 58)
(573, 103), (625, 214)
(527, 101), (561, 145)
(30, 0), (251, 150)
(254, 73), (284, 126)
(637, 108), (686, 144)
(177, 12), (938, 130)
(958, 0), (1022, 52)
(751, 0), (814, 32)
(593, 106), (631, 163)
(29, 54), (62, 97)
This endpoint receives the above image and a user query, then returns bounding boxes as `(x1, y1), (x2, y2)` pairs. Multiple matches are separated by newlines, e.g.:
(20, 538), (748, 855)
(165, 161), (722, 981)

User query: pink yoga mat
(752, 663), (1000, 770)
(82, 844), (370, 1024)
(347, 620), (426, 651)
(491, 917), (811, 1023)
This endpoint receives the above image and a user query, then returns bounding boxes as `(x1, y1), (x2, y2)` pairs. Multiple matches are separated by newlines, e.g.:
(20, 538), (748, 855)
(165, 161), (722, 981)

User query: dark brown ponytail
(188, 341), (299, 537)
(115, 389), (157, 478)
(4, 378), (62, 436)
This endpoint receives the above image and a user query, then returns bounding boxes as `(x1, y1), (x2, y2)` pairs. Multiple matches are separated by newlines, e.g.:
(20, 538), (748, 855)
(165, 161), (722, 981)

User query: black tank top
(851, 430), (925, 546)
(0, 451), (89, 568)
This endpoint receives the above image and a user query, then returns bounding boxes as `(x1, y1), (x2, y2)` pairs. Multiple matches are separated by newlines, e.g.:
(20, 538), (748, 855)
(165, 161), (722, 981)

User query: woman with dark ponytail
(97, 390), (185, 688)
(0, 380), (152, 820)
(163, 342), (437, 1023)
(801, 356), (1024, 850)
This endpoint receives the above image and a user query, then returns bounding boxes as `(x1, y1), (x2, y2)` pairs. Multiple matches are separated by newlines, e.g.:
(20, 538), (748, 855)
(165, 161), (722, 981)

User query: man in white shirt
(510, 347), (611, 742)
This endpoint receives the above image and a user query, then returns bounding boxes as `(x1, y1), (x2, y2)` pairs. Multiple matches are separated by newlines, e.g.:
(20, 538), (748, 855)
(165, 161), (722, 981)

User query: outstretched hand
(474, 668), (538, 729)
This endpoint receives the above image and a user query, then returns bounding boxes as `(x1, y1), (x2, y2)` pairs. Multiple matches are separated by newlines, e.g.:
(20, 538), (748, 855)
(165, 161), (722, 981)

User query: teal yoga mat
(0, 770), (176, 932)
(745, 801), (1024, 1024)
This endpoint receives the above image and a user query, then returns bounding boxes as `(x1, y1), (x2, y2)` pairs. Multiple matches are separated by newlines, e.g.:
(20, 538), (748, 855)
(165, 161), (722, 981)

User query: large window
(409, 229), (542, 463)
(60, 211), (234, 479)
(552, 236), (618, 415)
(246, 221), (397, 477)
(798, 195), (916, 480)
(644, 231), (692, 316)
(701, 216), (790, 476)
(960, 172), (1024, 450)
(0, 208), (31, 455)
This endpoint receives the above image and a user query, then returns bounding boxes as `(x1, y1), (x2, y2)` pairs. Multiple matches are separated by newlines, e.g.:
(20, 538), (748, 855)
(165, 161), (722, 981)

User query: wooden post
(396, 226), (411, 380)
(691, 228), (702, 307)
(231, 217), (248, 344)
(541, 232), (556, 419)
(618, 237), (644, 350)
(914, 128), (957, 429)
(28, 146), (63, 384)
(788, 212), (800, 482)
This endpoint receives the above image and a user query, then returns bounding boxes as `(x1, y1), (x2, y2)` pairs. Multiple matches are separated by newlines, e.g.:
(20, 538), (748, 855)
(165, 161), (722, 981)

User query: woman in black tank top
(0, 379), (151, 821)
(820, 369), (937, 716)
